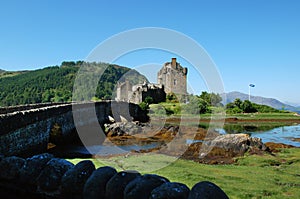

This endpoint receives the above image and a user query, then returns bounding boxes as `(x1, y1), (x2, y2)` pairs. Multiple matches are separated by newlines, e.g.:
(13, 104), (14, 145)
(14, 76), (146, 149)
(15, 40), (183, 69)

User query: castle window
(174, 79), (177, 85)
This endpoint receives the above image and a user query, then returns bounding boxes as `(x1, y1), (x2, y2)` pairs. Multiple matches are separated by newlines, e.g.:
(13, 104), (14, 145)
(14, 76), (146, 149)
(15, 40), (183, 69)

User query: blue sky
(0, 0), (300, 104)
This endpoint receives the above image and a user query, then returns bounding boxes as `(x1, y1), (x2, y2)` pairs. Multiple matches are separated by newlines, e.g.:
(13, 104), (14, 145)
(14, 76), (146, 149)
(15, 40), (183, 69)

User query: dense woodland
(0, 61), (147, 106)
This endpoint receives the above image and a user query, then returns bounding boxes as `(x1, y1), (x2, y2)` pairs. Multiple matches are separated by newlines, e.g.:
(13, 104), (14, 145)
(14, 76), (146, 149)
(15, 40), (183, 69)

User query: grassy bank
(150, 103), (300, 120)
(225, 112), (300, 120)
(68, 148), (300, 199)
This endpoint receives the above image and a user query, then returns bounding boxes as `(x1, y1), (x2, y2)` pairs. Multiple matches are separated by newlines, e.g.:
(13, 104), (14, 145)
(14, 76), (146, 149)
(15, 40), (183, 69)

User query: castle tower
(157, 58), (188, 94)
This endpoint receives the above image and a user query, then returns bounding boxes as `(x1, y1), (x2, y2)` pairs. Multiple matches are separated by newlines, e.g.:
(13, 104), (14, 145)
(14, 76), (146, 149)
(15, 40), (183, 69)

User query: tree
(144, 96), (153, 104)
(199, 92), (222, 106)
(61, 61), (76, 67)
(234, 98), (243, 109)
(210, 93), (223, 106)
(184, 95), (209, 114)
(166, 92), (178, 102)
(0, 62), (147, 106)
(199, 91), (210, 104)
(241, 100), (257, 113)
(139, 102), (149, 111)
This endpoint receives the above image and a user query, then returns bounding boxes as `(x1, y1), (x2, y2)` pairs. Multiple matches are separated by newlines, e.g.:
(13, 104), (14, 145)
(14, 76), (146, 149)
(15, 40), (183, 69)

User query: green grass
(68, 148), (300, 199)
(150, 102), (300, 120)
(150, 103), (182, 115)
(227, 112), (300, 120)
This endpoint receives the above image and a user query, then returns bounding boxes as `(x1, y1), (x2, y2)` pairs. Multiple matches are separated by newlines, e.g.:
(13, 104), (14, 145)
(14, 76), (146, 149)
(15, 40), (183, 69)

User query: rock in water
(105, 171), (141, 199)
(188, 181), (229, 199)
(19, 153), (54, 186)
(83, 166), (117, 199)
(124, 174), (169, 199)
(204, 134), (266, 156)
(106, 122), (143, 136)
(0, 156), (25, 180)
(108, 115), (115, 123)
(60, 160), (95, 197)
(150, 182), (190, 199)
(36, 158), (74, 193)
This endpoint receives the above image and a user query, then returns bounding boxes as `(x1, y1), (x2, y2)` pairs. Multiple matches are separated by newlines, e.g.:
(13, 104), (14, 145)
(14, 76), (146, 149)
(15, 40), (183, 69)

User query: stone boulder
(60, 160), (95, 197)
(188, 181), (229, 199)
(105, 171), (141, 199)
(0, 156), (25, 181)
(19, 153), (54, 186)
(124, 174), (169, 199)
(83, 166), (117, 199)
(36, 158), (74, 193)
(106, 122), (143, 136)
(150, 182), (190, 199)
(203, 134), (267, 157)
(183, 133), (268, 164)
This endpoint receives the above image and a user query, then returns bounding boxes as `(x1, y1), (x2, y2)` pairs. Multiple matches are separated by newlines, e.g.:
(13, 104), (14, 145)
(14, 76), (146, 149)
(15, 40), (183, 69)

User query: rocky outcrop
(203, 134), (267, 156)
(183, 134), (268, 164)
(0, 153), (229, 199)
(106, 122), (144, 137)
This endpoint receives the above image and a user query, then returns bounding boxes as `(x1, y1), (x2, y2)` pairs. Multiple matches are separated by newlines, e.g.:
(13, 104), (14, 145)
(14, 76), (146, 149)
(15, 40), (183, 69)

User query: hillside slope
(221, 91), (299, 112)
(0, 62), (148, 106)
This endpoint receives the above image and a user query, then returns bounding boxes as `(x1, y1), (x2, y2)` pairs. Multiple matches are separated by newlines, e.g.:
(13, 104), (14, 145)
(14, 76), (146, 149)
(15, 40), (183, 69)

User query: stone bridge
(0, 101), (148, 157)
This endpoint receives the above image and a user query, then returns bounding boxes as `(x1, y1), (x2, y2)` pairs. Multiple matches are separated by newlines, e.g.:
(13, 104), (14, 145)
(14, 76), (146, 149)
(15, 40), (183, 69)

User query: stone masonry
(157, 58), (188, 95)
(116, 58), (188, 104)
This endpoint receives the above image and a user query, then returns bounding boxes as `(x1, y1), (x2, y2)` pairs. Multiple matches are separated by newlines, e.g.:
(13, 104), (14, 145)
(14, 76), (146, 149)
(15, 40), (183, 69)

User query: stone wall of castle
(157, 58), (188, 95)
(130, 83), (166, 104)
(115, 82), (166, 104)
(115, 58), (187, 104)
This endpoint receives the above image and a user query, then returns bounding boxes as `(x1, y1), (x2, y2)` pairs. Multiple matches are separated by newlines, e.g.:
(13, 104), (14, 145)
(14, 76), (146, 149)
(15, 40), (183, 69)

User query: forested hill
(0, 61), (148, 106)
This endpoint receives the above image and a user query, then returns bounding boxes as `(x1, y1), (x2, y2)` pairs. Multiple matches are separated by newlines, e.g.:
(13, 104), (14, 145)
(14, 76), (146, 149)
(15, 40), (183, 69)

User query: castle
(157, 58), (188, 95)
(115, 81), (166, 104)
(115, 58), (188, 104)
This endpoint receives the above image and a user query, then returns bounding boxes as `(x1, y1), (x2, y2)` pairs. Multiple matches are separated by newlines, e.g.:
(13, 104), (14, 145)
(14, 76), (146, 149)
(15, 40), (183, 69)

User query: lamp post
(249, 84), (255, 101)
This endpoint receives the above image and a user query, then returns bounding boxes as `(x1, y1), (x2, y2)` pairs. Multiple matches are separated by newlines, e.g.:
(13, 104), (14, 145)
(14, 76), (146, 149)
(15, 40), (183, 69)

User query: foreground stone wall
(0, 153), (229, 199)
(0, 101), (148, 156)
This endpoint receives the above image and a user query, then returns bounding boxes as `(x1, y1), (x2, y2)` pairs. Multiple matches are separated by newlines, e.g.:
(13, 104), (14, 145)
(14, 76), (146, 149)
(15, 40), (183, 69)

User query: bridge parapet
(0, 101), (148, 156)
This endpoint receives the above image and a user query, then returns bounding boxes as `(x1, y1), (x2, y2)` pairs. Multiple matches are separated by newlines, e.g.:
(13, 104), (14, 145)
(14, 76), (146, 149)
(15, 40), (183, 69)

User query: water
(56, 125), (300, 157)
(249, 125), (300, 147)
(216, 125), (300, 147)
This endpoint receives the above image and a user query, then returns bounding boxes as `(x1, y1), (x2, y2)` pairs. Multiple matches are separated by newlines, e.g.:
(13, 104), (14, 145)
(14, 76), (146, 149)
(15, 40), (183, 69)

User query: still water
(55, 125), (300, 157)
(216, 124), (300, 147)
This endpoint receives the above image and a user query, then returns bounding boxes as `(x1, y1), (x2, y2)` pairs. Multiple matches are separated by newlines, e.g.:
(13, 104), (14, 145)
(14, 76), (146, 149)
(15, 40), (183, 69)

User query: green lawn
(68, 148), (300, 199)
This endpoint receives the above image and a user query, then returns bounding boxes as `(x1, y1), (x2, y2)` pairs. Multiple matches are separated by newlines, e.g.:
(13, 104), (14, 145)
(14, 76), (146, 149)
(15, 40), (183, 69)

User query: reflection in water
(223, 124), (283, 134)
(51, 123), (300, 158)
(217, 124), (300, 147)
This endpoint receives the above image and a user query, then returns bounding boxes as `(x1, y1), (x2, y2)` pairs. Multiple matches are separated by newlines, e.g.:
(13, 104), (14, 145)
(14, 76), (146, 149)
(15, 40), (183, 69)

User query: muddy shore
(49, 116), (300, 164)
